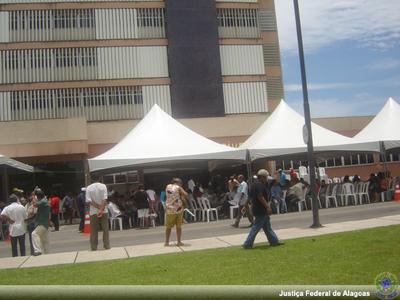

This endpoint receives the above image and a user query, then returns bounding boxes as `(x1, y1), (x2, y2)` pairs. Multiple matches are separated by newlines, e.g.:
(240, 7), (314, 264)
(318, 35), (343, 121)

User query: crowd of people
(1, 168), (394, 257)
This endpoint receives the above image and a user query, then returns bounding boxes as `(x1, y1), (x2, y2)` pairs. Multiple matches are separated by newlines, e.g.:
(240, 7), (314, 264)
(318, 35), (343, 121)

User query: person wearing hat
(243, 169), (283, 249)
(0, 194), (27, 257)
(11, 188), (25, 205)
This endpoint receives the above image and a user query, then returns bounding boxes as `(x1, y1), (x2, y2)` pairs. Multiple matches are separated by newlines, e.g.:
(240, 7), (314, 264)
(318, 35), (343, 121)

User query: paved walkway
(0, 214), (399, 270)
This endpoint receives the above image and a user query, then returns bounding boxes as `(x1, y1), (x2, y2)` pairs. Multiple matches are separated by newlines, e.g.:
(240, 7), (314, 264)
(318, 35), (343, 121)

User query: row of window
(3, 48), (97, 70)
(103, 171), (139, 185)
(217, 9), (258, 28)
(136, 8), (164, 28)
(9, 8), (166, 31)
(276, 154), (376, 170)
(10, 86), (143, 111)
(10, 10), (95, 30)
(8, 8), (259, 31)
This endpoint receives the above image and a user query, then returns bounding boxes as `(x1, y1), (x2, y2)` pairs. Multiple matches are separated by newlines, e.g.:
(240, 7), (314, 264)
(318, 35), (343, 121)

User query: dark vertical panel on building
(166, 0), (225, 118)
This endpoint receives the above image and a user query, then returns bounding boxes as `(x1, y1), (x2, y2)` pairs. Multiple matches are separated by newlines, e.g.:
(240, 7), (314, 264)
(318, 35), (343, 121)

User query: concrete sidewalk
(1, 214), (399, 270)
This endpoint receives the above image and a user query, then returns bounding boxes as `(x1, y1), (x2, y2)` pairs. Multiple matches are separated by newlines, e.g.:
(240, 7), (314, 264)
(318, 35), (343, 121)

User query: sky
(274, 0), (400, 118)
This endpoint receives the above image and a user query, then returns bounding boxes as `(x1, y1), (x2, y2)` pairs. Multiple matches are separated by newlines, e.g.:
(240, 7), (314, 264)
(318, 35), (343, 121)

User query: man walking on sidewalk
(86, 174), (110, 251)
(243, 169), (283, 249)
(232, 174), (253, 228)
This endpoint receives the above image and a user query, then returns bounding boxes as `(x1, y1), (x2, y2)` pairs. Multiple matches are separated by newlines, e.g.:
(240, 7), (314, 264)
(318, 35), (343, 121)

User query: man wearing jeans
(243, 169), (283, 249)
(86, 174), (110, 251)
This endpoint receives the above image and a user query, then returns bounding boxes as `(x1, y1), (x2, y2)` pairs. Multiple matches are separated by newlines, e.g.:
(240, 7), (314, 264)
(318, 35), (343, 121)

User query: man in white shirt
(232, 175), (254, 228)
(146, 189), (157, 214)
(0, 194), (27, 257)
(86, 174), (110, 251)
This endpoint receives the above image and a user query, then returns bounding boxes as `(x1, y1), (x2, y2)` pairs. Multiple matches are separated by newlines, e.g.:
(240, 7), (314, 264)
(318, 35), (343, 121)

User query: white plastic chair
(335, 184), (345, 206)
(200, 197), (218, 222)
(358, 181), (370, 204)
(187, 195), (200, 221)
(298, 187), (308, 212)
(380, 179), (394, 202)
(229, 205), (239, 219)
(342, 183), (357, 206)
(110, 217), (123, 231)
(299, 166), (308, 179)
(325, 184), (339, 208)
(196, 197), (207, 222)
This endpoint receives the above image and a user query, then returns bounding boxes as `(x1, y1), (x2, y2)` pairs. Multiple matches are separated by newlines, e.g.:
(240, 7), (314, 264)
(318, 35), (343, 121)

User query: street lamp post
(293, 0), (322, 228)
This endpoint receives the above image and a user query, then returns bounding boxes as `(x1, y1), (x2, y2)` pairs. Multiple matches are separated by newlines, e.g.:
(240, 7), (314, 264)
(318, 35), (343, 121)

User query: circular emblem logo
(375, 272), (399, 300)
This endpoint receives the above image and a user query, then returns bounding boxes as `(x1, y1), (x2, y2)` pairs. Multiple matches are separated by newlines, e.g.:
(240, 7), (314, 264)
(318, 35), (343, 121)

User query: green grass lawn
(0, 225), (399, 285)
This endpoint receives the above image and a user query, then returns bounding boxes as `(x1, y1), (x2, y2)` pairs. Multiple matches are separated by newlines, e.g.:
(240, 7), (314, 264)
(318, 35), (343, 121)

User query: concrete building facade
(0, 0), (397, 192)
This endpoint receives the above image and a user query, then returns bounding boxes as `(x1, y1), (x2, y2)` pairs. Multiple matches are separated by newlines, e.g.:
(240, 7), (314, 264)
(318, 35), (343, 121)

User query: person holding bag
(243, 169), (283, 249)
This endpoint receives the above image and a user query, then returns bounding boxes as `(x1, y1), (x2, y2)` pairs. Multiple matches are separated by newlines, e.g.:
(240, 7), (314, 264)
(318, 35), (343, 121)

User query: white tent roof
(0, 154), (34, 173)
(89, 104), (246, 172)
(354, 97), (400, 151)
(240, 100), (380, 161)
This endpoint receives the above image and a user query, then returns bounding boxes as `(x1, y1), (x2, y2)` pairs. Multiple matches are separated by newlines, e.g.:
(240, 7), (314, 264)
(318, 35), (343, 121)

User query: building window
(8, 86), (149, 121)
(137, 8), (164, 27)
(53, 48), (96, 68)
(133, 87), (143, 104)
(217, 9), (258, 28)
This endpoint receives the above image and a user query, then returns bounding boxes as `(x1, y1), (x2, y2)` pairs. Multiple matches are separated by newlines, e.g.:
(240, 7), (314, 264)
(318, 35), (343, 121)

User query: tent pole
(246, 150), (253, 183)
(293, 0), (322, 228)
(380, 142), (389, 176)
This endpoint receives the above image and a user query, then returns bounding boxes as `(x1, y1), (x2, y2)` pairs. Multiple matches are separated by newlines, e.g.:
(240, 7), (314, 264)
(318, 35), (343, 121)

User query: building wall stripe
(223, 81), (267, 114)
(220, 45), (265, 75)
(0, 78), (170, 92)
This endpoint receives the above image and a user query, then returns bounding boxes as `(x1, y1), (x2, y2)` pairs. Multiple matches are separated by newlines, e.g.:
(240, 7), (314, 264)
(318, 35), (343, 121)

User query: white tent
(89, 104), (246, 172)
(240, 100), (380, 161)
(0, 154), (34, 173)
(354, 97), (400, 151)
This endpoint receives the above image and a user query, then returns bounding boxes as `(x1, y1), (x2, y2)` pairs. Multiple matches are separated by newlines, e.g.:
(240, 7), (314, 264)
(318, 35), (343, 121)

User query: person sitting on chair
(285, 177), (306, 212)
(271, 180), (286, 214)
(107, 199), (129, 229)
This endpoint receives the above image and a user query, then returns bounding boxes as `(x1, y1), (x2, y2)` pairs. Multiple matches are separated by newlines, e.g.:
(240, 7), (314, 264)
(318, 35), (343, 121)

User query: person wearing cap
(32, 188), (52, 256)
(243, 169), (283, 249)
(0, 194), (27, 257)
